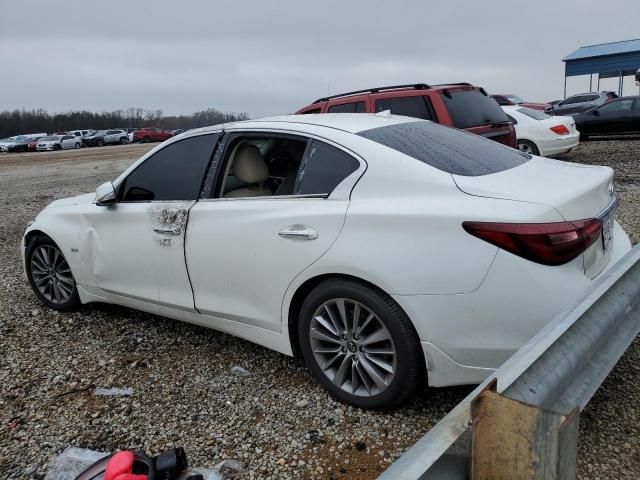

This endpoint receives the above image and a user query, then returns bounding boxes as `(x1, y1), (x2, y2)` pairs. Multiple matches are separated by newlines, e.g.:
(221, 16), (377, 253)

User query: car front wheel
(298, 279), (423, 409)
(26, 235), (80, 311)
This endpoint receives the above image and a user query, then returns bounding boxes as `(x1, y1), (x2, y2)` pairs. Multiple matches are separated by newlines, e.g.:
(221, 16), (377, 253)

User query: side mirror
(96, 181), (117, 206)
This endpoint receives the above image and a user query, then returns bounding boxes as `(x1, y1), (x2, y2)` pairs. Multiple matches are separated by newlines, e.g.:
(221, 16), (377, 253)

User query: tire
(516, 139), (540, 156)
(120, 137), (128, 145)
(75, 143), (81, 149)
(298, 279), (423, 409)
(96, 139), (104, 147)
(141, 136), (150, 143)
(53, 144), (61, 151)
(26, 235), (80, 311)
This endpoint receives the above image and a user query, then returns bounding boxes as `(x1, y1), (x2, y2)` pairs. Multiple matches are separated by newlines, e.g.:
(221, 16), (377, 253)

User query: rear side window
(516, 107), (550, 120)
(328, 102), (366, 113)
(441, 90), (510, 128)
(299, 108), (321, 114)
(374, 96), (434, 120)
(295, 141), (360, 195)
(357, 121), (529, 177)
(119, 133), (219, 201)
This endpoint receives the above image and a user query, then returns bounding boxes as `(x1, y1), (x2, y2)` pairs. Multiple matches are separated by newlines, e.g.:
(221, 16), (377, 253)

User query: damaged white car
(22, 114), (630, 409)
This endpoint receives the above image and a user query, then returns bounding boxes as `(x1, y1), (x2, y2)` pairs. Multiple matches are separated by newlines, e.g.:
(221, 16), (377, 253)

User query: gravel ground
(0, 140), (638, 480)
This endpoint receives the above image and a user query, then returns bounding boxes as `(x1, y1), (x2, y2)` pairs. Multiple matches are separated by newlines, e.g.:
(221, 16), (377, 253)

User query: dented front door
(84, 201), (195, 310)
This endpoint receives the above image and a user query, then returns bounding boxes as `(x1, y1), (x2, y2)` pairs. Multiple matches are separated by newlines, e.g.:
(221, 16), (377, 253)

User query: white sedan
(502, 105), (580, 157)
(36, 135), (81, 151)
(22, 114), (630, 408)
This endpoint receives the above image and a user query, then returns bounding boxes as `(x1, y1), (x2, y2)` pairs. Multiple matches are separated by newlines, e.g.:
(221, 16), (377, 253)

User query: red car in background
(28, 136), (46, 151)
(491, 94), (549, 111)
(131, 127), (173, 143)
(296, 83), (516, 147)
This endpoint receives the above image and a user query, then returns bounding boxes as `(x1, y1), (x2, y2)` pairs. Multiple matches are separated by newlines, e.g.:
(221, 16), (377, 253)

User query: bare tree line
(0, 107), (250, 138)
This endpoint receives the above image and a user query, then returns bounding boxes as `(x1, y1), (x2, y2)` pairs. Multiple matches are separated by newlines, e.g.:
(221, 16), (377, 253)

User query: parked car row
(0, 127), (183, 153)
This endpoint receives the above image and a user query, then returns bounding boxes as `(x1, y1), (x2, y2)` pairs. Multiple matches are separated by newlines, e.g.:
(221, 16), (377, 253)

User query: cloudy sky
(1, 0), (639, 118)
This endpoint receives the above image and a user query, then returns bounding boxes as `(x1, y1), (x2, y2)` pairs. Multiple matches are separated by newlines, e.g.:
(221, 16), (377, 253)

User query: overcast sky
(2, 0), (639, 118)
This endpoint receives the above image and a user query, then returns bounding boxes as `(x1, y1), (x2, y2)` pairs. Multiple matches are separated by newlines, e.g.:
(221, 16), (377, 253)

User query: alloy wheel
(30, 245), (75, 305)
(517, 142), (533, 154)
(309, 298), (397, 397)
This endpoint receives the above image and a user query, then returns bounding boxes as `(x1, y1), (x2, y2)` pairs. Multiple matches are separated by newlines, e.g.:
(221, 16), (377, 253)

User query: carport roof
(563, 38), (640, 61)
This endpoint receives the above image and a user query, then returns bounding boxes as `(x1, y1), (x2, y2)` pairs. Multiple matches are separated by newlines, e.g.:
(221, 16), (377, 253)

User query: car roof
(186, 113), (422, 137)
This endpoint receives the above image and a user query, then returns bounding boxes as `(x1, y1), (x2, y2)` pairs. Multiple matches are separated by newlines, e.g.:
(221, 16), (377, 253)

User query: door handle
(153, 224), (182, 236)
(279, 225), (318, 240)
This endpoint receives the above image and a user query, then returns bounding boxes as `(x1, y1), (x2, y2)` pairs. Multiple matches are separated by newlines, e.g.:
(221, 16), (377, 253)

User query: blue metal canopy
(562, 39), (640, 97)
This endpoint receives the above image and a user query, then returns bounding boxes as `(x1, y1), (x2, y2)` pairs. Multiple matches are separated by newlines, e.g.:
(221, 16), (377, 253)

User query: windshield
(358, 120), (530, 177)
(516, 107), (551, 121)
(40, 136), (61, 141)
(507, 95), (524, 104)
(441, 90), (511, 128)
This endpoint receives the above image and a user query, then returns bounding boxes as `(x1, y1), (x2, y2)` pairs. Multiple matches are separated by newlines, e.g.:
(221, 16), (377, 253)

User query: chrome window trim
(199, 193), (328, 203)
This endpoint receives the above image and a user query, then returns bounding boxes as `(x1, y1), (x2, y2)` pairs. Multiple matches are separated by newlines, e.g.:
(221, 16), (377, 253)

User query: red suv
(296, 83), (516, 148)
(132, 127), (173, 143)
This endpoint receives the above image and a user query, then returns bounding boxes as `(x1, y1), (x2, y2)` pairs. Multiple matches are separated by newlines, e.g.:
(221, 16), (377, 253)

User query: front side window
(374, 96), (434, 120)
(596, 98), (633, 113)
(118, 133), (219, 201)
(358, 120), (530, 177)
(440, 90), (510, 128)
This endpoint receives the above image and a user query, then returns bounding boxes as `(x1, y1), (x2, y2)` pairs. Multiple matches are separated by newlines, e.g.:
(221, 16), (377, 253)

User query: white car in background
(22, 114), (629, 408)
(36, 135), (81, 151)
(502, 105), (580, 157)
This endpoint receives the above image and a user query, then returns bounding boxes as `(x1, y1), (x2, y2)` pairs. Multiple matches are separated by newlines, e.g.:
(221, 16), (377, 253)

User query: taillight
(549, 124), (569, 135)
(462, 219), (602, 266)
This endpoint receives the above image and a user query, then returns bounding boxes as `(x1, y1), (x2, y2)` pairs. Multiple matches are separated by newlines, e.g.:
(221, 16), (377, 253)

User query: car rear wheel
(120, 137), (128, 145)
(516, 140), (540, 156)
(53, 144), (61, 151)
(26, 235), (80, 311)
(75, 143), (81, 149)
(141, 136), (150, 143)
(298, 279), (423, 409)
(96, 139), (104, 147)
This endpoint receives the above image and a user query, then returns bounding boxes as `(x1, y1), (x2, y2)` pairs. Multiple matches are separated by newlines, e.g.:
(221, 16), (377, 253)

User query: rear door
(439, 89), (515, 147)
(186, 130), (363, 332)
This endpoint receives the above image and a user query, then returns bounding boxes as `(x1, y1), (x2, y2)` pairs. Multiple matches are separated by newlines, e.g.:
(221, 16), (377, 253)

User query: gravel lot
(0, 140), (638, 480)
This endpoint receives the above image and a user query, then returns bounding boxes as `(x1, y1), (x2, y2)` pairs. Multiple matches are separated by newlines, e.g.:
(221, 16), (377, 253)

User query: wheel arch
(285, 273), (422, 365)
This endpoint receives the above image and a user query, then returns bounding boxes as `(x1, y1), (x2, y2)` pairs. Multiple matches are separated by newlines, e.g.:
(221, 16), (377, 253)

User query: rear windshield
(357, 121), (530, 177)
(517, 107), (550, 120)
(441, 90), (510, 128)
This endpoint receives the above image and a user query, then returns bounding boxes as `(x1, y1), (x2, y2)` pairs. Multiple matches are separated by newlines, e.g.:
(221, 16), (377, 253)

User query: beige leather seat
(224, 145), (273, 198)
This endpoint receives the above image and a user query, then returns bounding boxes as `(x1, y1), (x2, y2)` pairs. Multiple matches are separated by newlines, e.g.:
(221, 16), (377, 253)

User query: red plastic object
(105, 451), (147, 480)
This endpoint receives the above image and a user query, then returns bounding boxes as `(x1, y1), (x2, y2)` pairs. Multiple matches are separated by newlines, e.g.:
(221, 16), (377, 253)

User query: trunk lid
(453, 157), (614, 220)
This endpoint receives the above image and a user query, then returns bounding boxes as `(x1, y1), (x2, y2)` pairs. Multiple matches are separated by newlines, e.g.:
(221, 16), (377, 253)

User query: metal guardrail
(379, 244), (640, 480)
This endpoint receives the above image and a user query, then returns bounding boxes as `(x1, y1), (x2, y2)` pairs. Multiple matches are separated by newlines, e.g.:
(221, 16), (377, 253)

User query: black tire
(53, 144), (61, 151)
(298, 278), (424, 409)
(26, 235), (80, 311)
(516, 139), (540, 156)
(75, 143), (81, 149)
(141, 136), (150, 143)
(120, 137), (128, 145)
(96, 139), (104, 147)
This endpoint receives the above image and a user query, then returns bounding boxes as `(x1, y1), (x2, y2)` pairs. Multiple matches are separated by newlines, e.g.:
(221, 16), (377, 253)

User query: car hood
(45, 192), (95, 209)
(453, 156), (613, 220)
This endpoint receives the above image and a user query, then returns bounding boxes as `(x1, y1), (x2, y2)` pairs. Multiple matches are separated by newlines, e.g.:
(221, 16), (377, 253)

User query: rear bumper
(538, 132), (580, 156)
(394, 220), (631, 387)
